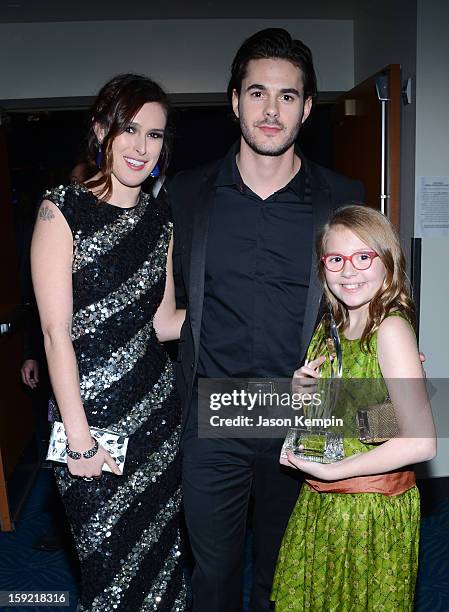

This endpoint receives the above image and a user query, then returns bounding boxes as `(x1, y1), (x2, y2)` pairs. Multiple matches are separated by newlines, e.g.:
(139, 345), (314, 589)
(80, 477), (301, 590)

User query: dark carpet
(1, 465), (448, 611)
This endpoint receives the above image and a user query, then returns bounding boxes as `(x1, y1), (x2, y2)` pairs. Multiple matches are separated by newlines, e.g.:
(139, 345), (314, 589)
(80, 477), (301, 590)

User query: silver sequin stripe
(88, 487), (182, 612)
(169, 591), (188, 612)
(43, 186), (152, 274)
(74, 514), (187, 612)
(43, 185), (67, 206)
(107, 360), (174, 436)
(55, 469), (73, 496)
(71, 230), (169, 341)
(56, 361), (175, 497)
(80, 321), (152, 401)
(77, 427), (180, 560)
(139, 533), (187, 611)
(72, 195), (157, 274)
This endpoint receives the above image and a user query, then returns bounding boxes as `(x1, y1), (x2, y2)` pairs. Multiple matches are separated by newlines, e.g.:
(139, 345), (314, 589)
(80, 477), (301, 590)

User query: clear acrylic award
(281, 313), (345, 463)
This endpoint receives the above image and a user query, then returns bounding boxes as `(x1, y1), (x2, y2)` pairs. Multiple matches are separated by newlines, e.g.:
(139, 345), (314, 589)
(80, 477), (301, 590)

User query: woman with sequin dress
(271, 205), (436, 611)
(31, 74), (187, 611)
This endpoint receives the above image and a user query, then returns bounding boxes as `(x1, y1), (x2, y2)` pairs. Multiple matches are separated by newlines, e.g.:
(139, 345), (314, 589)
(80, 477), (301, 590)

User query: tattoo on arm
(39, 206), (55, 221)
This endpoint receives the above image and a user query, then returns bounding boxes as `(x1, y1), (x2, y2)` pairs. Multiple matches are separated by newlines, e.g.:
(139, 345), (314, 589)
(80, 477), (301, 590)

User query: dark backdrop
(6, 102), (334, 263)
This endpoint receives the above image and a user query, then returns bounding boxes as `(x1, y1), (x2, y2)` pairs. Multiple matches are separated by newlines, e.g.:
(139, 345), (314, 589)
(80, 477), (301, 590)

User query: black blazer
(168, 152), (364, 428)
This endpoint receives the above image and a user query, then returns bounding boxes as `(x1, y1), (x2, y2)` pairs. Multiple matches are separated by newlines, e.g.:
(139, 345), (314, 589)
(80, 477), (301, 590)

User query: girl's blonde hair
(316, 204), (415, 351)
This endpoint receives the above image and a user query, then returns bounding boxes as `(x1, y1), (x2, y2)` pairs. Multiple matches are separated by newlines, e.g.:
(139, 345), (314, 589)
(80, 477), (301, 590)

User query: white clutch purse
(46, 421), (129, 474)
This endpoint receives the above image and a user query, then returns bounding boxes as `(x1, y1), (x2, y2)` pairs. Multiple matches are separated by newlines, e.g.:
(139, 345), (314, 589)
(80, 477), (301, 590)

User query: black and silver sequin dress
(44, 183), (186, 612)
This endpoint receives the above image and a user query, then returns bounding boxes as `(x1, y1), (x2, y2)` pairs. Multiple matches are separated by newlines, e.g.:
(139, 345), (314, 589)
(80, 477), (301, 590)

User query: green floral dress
(272, 317), (420, 611)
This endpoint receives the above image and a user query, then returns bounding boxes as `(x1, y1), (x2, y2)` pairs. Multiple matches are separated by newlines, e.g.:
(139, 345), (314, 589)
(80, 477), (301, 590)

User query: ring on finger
(82, 477), (94, 482)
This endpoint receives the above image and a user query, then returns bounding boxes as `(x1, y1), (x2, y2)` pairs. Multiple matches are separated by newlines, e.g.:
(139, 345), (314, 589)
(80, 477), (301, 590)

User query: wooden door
(332, 65), (401, 229)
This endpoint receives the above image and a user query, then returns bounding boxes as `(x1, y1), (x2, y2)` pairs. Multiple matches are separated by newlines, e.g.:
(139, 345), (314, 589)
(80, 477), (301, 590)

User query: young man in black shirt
(170, 28), (364, 612)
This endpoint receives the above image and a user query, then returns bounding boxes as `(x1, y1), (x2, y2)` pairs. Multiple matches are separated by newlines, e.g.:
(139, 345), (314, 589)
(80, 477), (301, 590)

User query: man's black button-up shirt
(197, 145), (313, 378)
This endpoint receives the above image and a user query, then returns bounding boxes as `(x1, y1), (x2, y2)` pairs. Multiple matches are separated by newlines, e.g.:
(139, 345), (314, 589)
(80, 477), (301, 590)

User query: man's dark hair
(227, 28), (317, 102)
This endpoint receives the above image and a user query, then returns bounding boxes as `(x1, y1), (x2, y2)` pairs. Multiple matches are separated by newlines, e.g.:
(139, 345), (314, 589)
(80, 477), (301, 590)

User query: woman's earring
(150, 164), (160, 178)
(96, 143), (103, 169)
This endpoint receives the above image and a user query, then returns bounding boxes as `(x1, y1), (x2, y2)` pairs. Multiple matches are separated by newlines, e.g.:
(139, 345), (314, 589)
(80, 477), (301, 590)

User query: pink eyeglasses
(321, 251), (379, 272)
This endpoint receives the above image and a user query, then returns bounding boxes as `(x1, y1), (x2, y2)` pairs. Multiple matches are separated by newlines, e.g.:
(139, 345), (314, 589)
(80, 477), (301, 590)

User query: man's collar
(214, 141), (309, 197)
(213, 141), (242, 188)
(214, 141), (311, 198)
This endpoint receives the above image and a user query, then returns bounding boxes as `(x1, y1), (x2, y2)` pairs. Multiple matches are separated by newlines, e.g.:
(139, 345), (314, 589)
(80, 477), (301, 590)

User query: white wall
(353, 0), (448, 477)
(414, 3), (449, 210)
(0, 19), (354, 100)
(418, 239), (449, 377)
(414, 0), (449, 477)
(416, 238), (449, 478)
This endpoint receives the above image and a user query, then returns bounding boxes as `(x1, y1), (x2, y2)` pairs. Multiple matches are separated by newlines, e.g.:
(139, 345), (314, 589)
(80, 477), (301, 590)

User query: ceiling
(1, 0), (362, 23)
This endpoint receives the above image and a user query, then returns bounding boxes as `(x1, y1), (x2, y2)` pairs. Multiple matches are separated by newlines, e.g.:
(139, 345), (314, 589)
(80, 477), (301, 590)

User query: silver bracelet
(66, 438), (99, 460)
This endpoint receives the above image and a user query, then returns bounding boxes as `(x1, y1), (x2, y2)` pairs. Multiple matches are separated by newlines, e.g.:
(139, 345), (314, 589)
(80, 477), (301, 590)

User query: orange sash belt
(306, 470), (416, 496)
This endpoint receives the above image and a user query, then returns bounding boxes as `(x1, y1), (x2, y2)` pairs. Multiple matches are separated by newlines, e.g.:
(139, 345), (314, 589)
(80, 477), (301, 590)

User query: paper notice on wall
(417, 177), (449, 237)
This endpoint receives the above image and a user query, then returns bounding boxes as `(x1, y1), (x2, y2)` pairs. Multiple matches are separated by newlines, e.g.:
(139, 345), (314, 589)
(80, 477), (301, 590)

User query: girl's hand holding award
(281, 313), (345, 465)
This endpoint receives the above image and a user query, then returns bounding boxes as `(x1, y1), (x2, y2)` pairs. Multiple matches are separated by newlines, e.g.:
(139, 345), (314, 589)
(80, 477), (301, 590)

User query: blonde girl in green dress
(272, 205), (436, 611)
